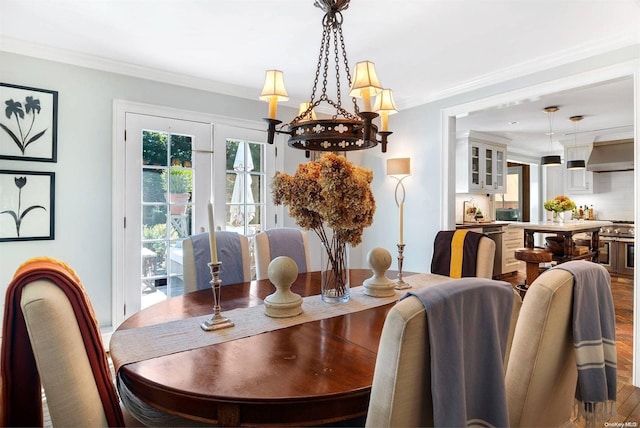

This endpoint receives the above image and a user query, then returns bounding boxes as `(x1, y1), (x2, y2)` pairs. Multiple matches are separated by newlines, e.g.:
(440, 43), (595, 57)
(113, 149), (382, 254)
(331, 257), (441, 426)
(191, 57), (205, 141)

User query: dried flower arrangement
(271, 153), (376, 299)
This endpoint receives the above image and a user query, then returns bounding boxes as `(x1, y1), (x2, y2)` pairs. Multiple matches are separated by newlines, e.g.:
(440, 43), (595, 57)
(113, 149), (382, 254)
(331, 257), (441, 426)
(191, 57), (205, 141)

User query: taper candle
(361, 89), (372, 112)
(399, 201), (404, 245)
(268, 96), (278, 119)
(208, 201), (218, 263)
(380, 111), (389, 131)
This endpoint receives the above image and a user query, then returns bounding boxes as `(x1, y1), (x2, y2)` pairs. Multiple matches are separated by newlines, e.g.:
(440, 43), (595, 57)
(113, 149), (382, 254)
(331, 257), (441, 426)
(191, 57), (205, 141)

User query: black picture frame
(0, 83), (58, 162)
(0, 170), (55, 242)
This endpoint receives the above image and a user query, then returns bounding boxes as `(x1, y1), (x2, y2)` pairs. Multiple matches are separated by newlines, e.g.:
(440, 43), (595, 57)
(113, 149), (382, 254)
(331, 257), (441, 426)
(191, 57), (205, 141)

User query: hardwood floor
(504, 268), (640, 425)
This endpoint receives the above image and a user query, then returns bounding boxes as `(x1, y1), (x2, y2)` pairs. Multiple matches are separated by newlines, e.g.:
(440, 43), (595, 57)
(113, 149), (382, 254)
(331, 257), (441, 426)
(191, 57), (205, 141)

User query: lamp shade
(387, 158), (410, 176)
(540, 155), (562, 166)
(297, 102), (317, 121)
(374, 89), (398, 114)
(260, 70), (289, 100)
(349, 61), (383, 98)
(566, 159), (586, 169)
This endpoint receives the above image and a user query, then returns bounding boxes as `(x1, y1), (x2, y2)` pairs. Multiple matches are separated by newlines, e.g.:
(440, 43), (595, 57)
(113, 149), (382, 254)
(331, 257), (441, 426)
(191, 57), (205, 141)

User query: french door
(113, 101), (277, 328)
(119, 111), (213, 319)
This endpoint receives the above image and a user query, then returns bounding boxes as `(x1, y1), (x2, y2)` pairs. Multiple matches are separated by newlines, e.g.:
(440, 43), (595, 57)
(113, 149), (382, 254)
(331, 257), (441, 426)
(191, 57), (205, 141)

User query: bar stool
(514, 248), (553, 299)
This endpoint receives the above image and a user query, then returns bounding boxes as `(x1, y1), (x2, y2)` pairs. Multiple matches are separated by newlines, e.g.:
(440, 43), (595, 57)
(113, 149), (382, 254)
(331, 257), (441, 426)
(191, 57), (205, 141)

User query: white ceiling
(1, 0), (639, 156)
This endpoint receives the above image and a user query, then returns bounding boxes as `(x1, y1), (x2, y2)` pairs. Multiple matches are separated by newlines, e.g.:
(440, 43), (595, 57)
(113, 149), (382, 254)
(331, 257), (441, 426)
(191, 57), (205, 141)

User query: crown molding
(0, 37), (259, 101)
(2, 29), (639, 111)
(397, 30), (640, 110)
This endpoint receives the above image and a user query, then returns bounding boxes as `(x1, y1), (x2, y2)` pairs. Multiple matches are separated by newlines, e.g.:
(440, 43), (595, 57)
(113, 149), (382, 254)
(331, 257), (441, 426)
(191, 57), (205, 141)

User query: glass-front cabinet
(456, 131), (508, 194)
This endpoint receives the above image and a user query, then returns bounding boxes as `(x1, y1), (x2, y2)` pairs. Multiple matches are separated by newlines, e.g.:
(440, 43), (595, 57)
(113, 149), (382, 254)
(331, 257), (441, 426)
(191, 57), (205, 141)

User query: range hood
(586, 139), (634, 172)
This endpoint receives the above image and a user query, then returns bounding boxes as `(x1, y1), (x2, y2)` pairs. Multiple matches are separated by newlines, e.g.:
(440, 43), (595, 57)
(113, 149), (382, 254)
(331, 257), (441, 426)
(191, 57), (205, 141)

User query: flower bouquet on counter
(543, 195), (576, 213)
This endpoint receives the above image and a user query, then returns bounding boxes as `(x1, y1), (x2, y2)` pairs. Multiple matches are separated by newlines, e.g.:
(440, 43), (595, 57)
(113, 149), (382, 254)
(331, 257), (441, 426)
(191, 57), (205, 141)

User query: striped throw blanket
(554, 260), (617, 425)
(1, 257), (124, 427)
(406, 277), (514, 427)
(431, 230), (484, 278)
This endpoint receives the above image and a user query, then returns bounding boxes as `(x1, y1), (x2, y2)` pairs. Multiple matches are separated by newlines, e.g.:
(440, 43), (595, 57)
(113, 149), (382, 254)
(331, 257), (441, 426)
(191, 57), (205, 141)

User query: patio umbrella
(230, 143), (255, 226)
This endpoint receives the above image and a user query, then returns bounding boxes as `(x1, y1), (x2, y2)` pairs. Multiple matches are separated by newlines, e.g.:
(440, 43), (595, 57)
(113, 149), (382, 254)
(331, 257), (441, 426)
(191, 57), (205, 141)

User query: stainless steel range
(599, 221), (634, 278)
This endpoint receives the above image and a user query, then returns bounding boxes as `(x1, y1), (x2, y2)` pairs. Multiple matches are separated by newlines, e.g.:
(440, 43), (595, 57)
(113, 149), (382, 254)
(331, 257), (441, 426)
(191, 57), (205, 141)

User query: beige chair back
(476, 236), (496, 279)
(182, 231), (251, 292)
(255, 228), (311, 280)
(505, 268), (577, 427)
(20, 279), (110, 427)
(366, 284), (521, 427)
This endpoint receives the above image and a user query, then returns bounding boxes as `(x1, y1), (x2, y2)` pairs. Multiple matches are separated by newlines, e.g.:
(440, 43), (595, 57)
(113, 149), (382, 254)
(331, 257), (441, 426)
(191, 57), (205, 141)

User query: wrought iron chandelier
(259, 0), (398, 157)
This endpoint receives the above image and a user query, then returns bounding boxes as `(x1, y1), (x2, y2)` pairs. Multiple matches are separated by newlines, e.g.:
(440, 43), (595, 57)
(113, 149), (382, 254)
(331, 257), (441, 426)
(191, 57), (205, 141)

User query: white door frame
(111, 100), (270, 336)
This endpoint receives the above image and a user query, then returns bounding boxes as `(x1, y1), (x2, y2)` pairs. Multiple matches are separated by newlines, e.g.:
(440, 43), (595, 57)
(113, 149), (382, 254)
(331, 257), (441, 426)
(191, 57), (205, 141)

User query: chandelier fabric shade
(297, 102), (318, 122)
(259, 0), (398, 156)
(374, 89), (398, 132)
(350, 61), (383, 112)
(260, 70), (289, 120)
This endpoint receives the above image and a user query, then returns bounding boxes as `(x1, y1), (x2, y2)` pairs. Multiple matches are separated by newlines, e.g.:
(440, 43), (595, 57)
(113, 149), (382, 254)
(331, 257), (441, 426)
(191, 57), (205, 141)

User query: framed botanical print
(0, 83), (58, 162)
(0, 170), (55, 241)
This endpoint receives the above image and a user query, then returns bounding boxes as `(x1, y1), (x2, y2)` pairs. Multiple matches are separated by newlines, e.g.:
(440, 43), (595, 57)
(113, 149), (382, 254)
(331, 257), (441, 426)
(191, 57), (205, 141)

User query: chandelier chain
(333, 24), (342, 116)
(292, 9), (358, 124)
(337, 23), (356, 115)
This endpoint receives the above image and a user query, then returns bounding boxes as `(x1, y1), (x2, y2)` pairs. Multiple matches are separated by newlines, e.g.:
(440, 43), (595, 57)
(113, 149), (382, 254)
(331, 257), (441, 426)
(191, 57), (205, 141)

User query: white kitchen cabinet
(565, 144), (593, 194)
(456, 131), (508, 194)
(502, 226), (524, 275)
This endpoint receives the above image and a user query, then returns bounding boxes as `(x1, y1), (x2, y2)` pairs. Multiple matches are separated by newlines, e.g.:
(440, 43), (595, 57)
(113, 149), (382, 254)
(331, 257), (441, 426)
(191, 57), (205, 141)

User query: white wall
(568, 170), (635, 221)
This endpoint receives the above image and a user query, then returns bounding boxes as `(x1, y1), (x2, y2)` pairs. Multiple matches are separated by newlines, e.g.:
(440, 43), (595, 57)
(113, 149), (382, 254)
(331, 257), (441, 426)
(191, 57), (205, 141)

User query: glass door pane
(484, 147), (493, 187)
(471, 145), (480, 186)
(225, 139), (265, 279)
(496, 149), (504, 188)
(141, 130), (193, 306)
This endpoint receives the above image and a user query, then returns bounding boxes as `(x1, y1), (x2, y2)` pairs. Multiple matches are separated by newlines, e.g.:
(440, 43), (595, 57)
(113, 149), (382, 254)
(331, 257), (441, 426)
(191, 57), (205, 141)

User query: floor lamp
(387, 158), (411, 289)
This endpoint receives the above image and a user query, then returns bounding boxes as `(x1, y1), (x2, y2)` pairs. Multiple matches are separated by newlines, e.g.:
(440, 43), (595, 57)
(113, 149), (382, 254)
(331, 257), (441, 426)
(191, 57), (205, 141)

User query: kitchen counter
(455, 221), (511, 229)
(505, 220), (612, 232)
(508, 220), (612, 263)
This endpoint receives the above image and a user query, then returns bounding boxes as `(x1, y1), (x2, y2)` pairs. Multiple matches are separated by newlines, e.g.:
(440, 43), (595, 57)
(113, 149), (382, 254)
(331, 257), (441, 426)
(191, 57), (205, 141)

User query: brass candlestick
(394, 243), (411, 289)
(201, 262), (234, 331)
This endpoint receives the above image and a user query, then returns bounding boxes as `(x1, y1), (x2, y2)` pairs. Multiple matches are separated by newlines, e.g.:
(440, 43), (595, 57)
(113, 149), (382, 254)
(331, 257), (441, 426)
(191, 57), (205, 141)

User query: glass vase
(552, 211), (564, 223)
(321, 239), (350, 303)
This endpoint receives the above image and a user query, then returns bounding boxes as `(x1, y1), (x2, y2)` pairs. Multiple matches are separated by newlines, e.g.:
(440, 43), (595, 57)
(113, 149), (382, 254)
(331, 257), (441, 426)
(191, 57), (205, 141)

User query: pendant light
(540, 106), (561, 166)
(566, 115), (586, 170)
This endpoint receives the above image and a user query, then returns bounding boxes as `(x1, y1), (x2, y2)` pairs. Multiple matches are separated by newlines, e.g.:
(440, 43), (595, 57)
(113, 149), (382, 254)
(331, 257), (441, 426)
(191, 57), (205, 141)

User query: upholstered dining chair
(254, 227), (311, 280)
(182, 231), (251, 292)
(365, 277), (521, 427)
(0, 257), (141, 427)
(430, 229), (496, 279)
(505, 261), (616, 427)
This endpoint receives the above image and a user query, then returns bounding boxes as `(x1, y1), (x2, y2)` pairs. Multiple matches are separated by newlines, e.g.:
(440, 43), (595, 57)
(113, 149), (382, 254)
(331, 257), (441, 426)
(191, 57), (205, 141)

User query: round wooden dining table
(110, 269), (408, 426)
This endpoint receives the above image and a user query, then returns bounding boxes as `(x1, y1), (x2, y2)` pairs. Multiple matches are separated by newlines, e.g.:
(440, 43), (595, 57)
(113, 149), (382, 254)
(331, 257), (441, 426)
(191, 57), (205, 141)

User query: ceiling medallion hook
(314, 0), (351, 14)
(260, 0), (397, 157)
